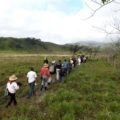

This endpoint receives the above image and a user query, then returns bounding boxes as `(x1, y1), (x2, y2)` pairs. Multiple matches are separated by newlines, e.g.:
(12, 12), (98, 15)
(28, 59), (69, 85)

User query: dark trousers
(29, 81), (35, 97)
(6, 92), (17, 107)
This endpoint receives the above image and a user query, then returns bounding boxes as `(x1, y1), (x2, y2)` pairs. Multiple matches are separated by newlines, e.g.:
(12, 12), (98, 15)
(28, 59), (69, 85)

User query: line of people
(5, 55), (87, 107)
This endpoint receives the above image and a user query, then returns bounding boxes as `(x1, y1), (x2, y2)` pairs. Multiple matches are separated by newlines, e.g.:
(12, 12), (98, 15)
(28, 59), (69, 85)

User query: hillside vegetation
(0, 56), (120, 120)
(0, 37), (69, 53)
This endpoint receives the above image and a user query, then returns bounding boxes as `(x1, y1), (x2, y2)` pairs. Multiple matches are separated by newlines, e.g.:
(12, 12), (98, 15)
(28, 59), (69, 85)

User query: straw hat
(43, 63), (49, 68)
(9, 74), (18, 81)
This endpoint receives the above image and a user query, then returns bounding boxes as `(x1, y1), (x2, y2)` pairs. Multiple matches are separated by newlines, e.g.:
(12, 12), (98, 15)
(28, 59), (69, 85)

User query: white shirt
(78, 58), (81, 63)
(7, 82), (19, 93)
(70, 60), (73, 64)
(27, 71), (37, 83)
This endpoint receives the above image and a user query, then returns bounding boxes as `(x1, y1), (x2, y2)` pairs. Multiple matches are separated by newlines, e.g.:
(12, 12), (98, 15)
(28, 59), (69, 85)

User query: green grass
(0, 56), (120, 120)
(0, 55), (69, 104)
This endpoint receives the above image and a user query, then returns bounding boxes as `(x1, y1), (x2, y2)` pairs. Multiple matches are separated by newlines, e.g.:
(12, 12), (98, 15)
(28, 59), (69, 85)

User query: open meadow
(0, 54), (69, 104)
(0, 54), (120, 120)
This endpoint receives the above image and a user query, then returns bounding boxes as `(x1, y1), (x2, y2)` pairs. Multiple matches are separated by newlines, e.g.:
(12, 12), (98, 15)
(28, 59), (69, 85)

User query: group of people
(5, 55), (87, 108)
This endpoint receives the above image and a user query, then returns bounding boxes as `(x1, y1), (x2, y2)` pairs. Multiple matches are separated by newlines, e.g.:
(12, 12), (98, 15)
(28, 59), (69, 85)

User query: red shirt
(40, 67), (50, 77)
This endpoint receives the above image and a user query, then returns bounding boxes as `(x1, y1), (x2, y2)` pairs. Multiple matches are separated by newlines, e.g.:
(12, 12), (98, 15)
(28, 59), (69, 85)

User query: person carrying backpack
(63, 59), (69, 75)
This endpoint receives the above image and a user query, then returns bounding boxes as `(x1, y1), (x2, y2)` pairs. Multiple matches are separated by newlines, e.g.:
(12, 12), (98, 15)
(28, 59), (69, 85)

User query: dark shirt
(56, 63), (62, 69)
(60, 68), (65, 76)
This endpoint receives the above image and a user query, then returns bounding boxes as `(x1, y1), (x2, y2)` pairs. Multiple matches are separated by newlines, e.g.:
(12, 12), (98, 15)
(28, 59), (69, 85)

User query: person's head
(43, 63), (49, 68)
(30, 67), (34, 71)
(59, 60), (61, 63)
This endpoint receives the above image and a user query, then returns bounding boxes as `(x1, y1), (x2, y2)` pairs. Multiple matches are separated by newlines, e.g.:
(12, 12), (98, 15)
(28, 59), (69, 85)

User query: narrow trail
(2, 74), (67, 109)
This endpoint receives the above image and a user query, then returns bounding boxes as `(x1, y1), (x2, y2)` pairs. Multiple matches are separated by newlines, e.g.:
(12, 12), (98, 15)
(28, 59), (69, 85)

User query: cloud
(0, 0), (120, 44)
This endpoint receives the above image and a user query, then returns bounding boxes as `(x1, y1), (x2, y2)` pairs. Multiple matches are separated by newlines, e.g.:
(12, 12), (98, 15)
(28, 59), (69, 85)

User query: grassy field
(0, 55), (68, 105)
(0, 55), (120, 120)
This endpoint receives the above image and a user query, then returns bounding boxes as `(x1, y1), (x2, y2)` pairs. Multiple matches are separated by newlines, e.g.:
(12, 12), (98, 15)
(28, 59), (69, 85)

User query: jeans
(60, 76), (64, 83)
(41, 76), (48, 90)
(29, 81), (35, 97)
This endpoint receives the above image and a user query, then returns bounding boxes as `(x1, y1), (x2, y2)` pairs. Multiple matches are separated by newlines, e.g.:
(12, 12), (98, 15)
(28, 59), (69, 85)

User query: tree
(98, 17), (120, 35)
(85, 0), (119, 19)
(101, 0), (113, 4)
(87, 0), (120, 68)
(69, 45), (80, 55)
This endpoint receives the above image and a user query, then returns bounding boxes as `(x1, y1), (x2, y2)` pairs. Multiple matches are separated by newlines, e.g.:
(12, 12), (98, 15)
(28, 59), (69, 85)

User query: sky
(0, 0), (120, 44)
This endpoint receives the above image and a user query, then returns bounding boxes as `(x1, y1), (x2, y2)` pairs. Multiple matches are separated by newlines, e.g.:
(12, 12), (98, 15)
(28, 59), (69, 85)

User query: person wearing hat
(6, 75), (19, 107)
(39, 63), (50, 91)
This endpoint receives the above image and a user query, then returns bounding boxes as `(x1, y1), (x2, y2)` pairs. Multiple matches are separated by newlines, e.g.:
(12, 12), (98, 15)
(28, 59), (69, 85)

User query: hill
(68, 41), (108, 47)
(0, 37), (70, 53)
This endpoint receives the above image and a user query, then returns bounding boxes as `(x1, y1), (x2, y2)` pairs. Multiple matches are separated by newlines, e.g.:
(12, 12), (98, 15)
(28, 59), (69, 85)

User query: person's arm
(39, 69), (43, 79)
(14, 82), (19, 90)
(34, 72), (37, 78)
(26, 72), (29, 78)
(47, 69), (50, 77)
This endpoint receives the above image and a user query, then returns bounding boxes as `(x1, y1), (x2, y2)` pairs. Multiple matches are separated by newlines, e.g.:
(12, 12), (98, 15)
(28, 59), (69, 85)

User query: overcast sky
(0, 0), (120, 44)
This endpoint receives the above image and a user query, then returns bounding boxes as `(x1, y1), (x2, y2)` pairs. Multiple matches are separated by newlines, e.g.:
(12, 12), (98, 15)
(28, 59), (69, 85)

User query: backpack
(49, 65), (54, 73)
(4, 85), (8, 96)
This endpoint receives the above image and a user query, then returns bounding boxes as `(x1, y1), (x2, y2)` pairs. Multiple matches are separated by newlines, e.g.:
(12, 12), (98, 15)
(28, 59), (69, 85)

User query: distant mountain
(69, 41), (108, 47)
(75, 41), (106, 47)
(0, 37), (70, 53)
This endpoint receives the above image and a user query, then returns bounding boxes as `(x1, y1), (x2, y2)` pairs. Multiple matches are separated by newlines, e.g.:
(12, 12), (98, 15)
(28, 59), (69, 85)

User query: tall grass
(0, 55), (68, 104)
(0, 55), (120, 120)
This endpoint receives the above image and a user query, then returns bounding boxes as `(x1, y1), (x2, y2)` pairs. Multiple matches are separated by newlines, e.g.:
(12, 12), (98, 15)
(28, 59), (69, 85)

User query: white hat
(9, 75), (18, 81)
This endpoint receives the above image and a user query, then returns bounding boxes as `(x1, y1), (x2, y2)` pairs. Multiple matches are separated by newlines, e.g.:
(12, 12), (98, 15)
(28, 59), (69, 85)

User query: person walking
(56, 60), (62, 81)
(27, 67), (37, 98)
(48, 61), (55, 84)
(40, 63), (50, 91)
(70, 58), (74, 69)
(43, 57), (49, 64)
(60, 65), (65, 83)
(68, 60), (72, 73)
(63, 59), (69, 75)
(6, 75), (19, 107)
(77, 56), (81, 66)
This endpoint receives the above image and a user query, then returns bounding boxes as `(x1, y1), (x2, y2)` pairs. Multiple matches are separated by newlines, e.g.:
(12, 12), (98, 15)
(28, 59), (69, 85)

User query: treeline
(0, 37), (103, 55)
(0, 37), (69, 53)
